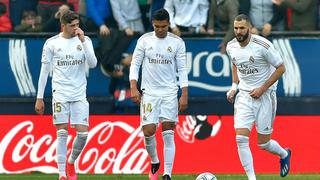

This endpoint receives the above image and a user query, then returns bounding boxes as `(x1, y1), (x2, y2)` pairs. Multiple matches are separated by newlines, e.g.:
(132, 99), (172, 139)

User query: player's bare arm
(250, 63), (285, 99)
(35, 98), (45, 115)
(179, 87), (188, 112)
(227, 63), (239, 103)
(130, 80), (141, 104)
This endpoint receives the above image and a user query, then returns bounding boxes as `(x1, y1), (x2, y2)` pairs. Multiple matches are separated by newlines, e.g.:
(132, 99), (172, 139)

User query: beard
(236, 30), (249, 43)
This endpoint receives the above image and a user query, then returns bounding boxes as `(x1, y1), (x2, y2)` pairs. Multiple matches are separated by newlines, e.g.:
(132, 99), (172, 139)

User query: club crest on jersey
(77, 45), (82, 51)
(249, 56), (254, 63)
(167, 46), (172, 52)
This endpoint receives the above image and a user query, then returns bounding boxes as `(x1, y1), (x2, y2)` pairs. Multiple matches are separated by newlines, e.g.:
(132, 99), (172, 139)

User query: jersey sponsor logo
(238, 63), (258, 75)
(148, 53), (172, 64)
(57, 59), (85, 66)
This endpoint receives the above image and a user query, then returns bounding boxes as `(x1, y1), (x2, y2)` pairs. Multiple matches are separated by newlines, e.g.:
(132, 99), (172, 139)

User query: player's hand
(226, 89), (236, 103)
(99, 24), (110, 36)
(130, 88), (141, 104)
(179, 95), (188, 112)
(249, 87), (265, 99)
(75, 28), (85, 42)
(35, 99), (45, 115)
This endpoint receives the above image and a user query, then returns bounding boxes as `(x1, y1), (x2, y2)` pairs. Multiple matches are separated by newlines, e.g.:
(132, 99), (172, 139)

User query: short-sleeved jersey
(129, 32), (188, 96)
(226, 34), (283, 91)
(41, 33), (94, 102)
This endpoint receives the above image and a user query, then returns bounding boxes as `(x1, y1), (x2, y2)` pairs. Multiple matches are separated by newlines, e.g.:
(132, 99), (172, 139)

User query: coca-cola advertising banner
(0, 115), (319, 174)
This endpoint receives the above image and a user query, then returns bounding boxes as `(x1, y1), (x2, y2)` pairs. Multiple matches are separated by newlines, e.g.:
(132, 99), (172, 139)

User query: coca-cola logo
(0, 120), (149, 174)
(177, 115), (221, 143)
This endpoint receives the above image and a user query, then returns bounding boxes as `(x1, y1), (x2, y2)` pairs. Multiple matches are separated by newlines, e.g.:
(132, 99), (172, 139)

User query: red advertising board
(0, 115), (319, 174)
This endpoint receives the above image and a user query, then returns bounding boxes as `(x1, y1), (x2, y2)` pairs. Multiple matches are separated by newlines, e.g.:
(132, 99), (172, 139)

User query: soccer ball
(196, 172), (217, 180)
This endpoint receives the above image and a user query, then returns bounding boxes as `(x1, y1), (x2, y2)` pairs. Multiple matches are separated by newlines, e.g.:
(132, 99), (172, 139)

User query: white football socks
(57, 129), (68, 177)
(144, 134), (160, 164)
(68, 131), (88, 164)
(258, 139), (288, 159)
(163, 130), (175, 177)
(236, 135), (256, 180)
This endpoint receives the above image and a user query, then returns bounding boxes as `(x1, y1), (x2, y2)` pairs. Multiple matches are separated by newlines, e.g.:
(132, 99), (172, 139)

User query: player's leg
(256, 91), (291, 177)
(141, 94), (160, 180)
(67, 99), (90, 180)
(143, 124), (160, 179)
(53, 100), (70, 180)
(56, 125), (68, 179)
(160, 94), (178, 180)
(161, 121), (176, 180)
(236, 128), (256, 180)
(234, 91), (256, 180)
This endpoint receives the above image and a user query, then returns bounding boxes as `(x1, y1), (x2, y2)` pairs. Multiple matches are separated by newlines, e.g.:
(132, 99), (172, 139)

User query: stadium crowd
(0, 0), (318, 35)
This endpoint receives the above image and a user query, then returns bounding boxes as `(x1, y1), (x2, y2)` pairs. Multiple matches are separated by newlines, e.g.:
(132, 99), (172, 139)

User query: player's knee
(57, 129), (68, 138)
(258, 141), (270, 150)
(76, 131), (88, 141)
(236, 135), (249, 147)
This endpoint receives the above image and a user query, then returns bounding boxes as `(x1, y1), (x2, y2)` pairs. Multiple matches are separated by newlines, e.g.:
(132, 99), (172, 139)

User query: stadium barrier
(0, 115), (319, 174)
(1, 32), (320, 114)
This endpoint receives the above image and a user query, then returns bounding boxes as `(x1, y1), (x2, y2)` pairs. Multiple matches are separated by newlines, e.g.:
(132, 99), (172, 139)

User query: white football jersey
(226, 34), (283, 91)
(40, 33), (97, 102)
(129, 32), (188, 96)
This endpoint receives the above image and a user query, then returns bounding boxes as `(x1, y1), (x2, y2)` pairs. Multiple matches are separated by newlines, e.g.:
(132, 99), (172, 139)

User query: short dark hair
(60, 10), (79, 24)
(234, 14), (252, 25)
(152, 8), (169, 21)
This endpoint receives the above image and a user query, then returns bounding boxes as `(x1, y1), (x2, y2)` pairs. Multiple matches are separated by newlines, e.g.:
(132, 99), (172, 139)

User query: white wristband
(231, 83), (238, 91)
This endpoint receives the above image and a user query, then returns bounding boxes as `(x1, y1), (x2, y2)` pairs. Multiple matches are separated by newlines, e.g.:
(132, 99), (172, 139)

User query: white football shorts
(52, 98), (89, 127)
(234, 89), (277, 134)
(140, 93), (178, 126)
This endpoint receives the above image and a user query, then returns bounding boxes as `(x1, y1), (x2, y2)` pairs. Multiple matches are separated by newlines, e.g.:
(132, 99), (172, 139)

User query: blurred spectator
(273, 0), (318, 31)
(78, 0), (86, 15)
(149, 0), (165, 30)
(0, 2), (12, 32)
(249, 0), (286, 37)
(110, 0), (145, 35)
(41, 3), (72, 32)
(238, 0), (250, 15)
(37, 0), (66, 27)
(109, 54), (137, 114)
(164, 0), (209, 36)
(67, 0), (79, 12)
(207, 0), (239, 54)
(8, 0), (38, 27)
(138, 0), (151, 31)
(85, 0), (116, 35)
(14, 10), (42, 32)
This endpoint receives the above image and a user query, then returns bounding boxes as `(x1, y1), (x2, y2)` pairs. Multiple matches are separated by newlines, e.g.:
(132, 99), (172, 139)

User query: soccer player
(226, 14), (291, 180)
(129, 8), (188, 180)
(35, 11), (97, 180)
